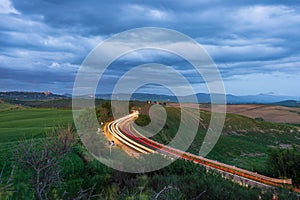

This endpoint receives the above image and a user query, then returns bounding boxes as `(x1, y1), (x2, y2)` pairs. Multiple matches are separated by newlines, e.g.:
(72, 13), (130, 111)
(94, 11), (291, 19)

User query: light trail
(106, 112), (298, 192)
(106, 113), (154, 154)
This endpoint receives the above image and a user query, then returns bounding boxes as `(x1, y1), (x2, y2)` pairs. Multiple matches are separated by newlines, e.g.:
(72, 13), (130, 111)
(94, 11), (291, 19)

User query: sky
(0, 0), (300, 96)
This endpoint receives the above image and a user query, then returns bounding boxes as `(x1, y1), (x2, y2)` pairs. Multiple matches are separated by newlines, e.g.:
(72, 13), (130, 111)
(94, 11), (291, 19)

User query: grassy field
(0, 101), (20, 111)
(0, 108), (73, 141)
(0, 108), (73, 161)
(142, 106), (300, 173)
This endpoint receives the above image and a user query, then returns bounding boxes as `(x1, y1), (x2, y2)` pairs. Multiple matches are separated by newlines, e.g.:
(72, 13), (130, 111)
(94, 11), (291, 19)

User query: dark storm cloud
(1, 0), (300, 95)
(0, 65), (75, 84)
(11, 0), (300, 37)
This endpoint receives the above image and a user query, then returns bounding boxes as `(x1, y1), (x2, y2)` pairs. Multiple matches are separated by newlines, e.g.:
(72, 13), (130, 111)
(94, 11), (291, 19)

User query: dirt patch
(168, 103), (300, 124)
(221, 104), (300, 124)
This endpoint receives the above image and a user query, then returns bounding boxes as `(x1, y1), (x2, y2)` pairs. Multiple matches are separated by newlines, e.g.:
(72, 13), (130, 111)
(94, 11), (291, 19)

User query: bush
(266, 146), (300, 187)
(135, 114), (151, 126)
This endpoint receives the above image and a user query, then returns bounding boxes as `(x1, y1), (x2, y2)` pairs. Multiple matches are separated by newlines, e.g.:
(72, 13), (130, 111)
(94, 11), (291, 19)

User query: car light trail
(106, 113), (298, 192)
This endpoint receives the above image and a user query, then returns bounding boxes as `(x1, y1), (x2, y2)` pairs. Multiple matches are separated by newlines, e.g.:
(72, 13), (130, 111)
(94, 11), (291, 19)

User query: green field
(143, 106), (300, 173)
(0, 108), (73, 161)
(0, 108), (73, 142)
(0, 102), (20, 111)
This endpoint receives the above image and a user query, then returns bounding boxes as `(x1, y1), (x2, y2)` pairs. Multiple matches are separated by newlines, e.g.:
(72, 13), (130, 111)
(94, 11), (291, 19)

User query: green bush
(135, 114), (151, 126)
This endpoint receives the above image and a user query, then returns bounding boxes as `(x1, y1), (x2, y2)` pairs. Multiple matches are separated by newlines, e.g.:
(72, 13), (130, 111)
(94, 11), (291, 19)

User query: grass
(0, 102), (20, 111)
(2, 99), (115, 109)
(141, 105), (300, 173)
(0, 108), (73, 161)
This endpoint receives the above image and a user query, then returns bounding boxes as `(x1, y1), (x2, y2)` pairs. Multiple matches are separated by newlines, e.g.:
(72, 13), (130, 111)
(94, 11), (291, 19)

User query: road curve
(106, 112), (299, 192)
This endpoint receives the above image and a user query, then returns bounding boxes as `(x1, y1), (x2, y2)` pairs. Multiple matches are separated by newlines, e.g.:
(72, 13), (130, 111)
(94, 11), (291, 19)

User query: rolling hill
(97, 92), (300, 104)
(137, 104), (300, 173)
(0, 91), (68, 100)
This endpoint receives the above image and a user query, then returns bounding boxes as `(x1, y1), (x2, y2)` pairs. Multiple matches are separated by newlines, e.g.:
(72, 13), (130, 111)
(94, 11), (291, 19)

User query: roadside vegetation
(135, 114), (151, 126)
(1, 129), (297, 199)
(266, 147), (300, 187)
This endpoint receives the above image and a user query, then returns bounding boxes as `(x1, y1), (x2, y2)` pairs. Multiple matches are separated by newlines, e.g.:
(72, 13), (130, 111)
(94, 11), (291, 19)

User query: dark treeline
(266, 146), (300, 187)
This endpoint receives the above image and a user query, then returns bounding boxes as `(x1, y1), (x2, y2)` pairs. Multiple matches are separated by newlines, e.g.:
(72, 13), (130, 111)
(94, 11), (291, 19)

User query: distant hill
(96, 93), (178, 102)
(2, 91), (299, 104)
(96, 92), (300, 104)
(198, 104), (300, 124)
(272, 100), (300, 107)
(226, 94), (300, 104)
(0, 91), (68, 100)
(184, 93), (300, 104)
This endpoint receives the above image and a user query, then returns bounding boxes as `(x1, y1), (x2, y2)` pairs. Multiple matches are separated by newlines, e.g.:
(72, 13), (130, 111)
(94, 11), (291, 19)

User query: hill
(0, 91), (68, 100)
(2, 91), (300, 104)
(96, 92), (300, 104)
(273, 100), (300, 107)
(198, 104), (300, 124)
(137, 104), (300, 173)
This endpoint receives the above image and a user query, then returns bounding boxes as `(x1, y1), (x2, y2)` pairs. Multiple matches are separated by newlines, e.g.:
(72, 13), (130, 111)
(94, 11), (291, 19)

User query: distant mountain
(0, 91), (68, 100)
(185, 93), (300, 104)
(272, 100), (300, 107)
(226, 94), (300, 104)
(96, 93), (300, 104)
(63, 93), (72, 98)
(96, 93), (178, 102)
(2, 91), (299, 104)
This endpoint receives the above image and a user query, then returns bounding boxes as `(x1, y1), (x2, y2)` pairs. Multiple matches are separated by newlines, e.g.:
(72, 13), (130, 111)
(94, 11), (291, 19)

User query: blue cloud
(0, 0), (299, 96)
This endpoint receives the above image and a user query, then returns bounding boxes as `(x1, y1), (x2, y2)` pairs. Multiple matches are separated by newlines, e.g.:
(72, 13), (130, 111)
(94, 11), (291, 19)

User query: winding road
(106, 112), (299, 192)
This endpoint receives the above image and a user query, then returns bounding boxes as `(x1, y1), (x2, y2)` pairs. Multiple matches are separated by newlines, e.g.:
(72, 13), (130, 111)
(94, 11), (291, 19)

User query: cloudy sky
(0, 0), (299, 96)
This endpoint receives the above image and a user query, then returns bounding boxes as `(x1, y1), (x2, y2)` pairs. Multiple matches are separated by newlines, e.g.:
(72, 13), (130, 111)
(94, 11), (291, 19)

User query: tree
(14, 125), (76, 200)
(135, 114), (151, 126)
(0, 165), (14, 199)
(266, 146), (300, 187)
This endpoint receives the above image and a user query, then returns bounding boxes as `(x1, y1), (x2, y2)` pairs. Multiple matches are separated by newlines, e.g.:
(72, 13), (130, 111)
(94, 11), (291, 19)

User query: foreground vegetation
(1, 127), (298, 199)
(267, 147), (300, 187)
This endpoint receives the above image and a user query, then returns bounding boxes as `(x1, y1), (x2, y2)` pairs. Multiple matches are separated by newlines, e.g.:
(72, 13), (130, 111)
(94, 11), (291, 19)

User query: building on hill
(43, 91), (52, 95)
